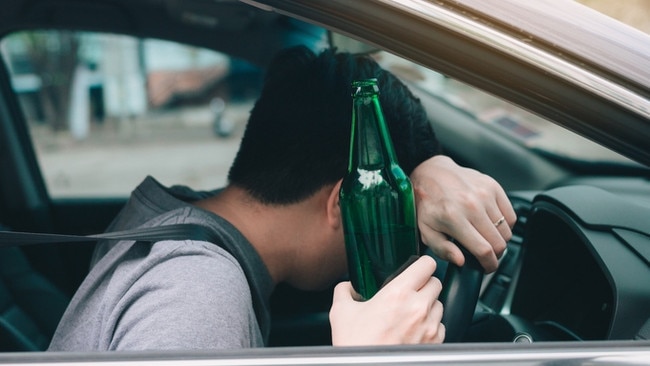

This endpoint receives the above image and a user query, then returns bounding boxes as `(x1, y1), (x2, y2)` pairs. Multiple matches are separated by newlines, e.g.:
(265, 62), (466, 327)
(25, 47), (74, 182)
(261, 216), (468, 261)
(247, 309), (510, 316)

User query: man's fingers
(385, 255), (437, 291)
(449, 226), (499, 273)
(479, 210), (509, 257)
(493, 216), (512, 258)
(419, 227), (465, 267)
(496, 188), (517, 228)
(421, 296), (445, 343)
(418, 276), (443, 305)
(421, 218), (499, 272)
(493, 185), (517, 244)
(432, 317), (446, 343)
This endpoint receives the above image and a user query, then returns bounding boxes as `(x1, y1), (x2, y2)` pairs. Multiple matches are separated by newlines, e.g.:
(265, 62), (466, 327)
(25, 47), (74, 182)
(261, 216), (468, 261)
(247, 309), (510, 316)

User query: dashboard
(470, 183), (650, 342)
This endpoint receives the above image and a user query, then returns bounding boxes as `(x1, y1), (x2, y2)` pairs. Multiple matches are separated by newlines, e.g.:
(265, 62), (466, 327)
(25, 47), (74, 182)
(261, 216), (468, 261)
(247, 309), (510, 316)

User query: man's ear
(326, 179), (343, 229)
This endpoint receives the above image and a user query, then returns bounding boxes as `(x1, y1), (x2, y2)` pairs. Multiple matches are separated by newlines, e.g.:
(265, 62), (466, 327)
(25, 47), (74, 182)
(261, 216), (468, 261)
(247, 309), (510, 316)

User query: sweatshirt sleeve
(105, 241), (261, 350)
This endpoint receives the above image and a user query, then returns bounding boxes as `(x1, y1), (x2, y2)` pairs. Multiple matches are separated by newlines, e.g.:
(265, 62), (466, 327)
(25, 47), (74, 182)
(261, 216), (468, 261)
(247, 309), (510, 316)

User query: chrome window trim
(7, 343), (650, 365)
(389, 0), (650, 120)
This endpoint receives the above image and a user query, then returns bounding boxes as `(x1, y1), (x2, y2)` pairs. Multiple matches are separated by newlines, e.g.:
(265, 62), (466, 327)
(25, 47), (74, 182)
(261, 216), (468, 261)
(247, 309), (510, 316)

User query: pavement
(32, 102), (252, 198)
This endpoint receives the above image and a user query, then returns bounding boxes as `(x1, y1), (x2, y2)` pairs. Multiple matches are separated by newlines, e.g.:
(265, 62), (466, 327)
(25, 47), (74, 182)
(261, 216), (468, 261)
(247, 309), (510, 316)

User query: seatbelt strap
(0, 223), (221, 246)
(0, 223), (270, 342)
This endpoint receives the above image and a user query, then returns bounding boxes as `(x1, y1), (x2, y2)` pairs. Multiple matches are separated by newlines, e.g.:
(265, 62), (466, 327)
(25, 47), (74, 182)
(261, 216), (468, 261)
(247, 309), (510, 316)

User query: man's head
(228, 46), (439, 205)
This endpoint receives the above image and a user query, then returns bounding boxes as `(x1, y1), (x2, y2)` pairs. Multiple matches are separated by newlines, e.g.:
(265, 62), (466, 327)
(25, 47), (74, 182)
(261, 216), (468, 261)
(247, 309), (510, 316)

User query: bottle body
(339, 79), (419, 300)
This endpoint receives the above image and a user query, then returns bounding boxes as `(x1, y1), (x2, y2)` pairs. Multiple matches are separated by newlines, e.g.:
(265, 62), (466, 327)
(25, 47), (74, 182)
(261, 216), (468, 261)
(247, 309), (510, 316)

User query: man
(48, 46), (515, 350)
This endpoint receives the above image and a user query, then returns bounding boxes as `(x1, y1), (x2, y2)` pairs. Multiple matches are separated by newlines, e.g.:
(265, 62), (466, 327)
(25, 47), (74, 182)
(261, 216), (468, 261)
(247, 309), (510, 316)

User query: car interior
(0, 0), (649, 354)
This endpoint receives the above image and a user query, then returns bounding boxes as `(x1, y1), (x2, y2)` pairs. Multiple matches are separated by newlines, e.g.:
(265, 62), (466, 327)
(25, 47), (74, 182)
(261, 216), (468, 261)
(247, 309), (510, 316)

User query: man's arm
(410, 155), (516, 273)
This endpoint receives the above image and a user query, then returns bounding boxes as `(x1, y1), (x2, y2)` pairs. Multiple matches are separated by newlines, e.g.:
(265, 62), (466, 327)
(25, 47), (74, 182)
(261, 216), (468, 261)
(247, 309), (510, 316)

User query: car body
(0, 0), (649, 364)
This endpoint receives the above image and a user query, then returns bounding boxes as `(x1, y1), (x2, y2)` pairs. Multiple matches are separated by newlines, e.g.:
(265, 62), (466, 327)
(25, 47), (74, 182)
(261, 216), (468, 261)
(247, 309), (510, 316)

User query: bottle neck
(349, 82), (399, 171)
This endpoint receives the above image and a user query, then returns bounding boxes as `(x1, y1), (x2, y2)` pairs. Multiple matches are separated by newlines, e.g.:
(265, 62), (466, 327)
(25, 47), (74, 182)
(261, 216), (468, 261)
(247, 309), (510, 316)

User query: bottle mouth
(352, 78), (379, 96)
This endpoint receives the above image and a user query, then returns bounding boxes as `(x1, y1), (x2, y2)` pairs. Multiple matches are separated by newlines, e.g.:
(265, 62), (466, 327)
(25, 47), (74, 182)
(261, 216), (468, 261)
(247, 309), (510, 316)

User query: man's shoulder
(144, 237), (245, 277)
(49, 239), (256, 351)
(124, 239), (251, 300)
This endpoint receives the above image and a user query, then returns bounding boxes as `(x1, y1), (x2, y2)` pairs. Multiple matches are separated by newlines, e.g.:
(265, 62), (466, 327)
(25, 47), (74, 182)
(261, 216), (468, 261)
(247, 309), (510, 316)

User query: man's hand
(329, 256), (445, 346)
(410, 155), (516, 273)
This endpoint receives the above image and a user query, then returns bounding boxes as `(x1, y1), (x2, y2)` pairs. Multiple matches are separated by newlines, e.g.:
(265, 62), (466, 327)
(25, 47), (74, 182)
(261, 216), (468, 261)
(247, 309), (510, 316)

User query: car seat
(0, 225), (70, 351)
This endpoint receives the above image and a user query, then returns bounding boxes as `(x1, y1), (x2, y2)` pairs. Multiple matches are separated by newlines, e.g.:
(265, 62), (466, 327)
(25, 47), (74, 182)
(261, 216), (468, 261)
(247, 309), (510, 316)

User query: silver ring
(494, 216), (506, 227)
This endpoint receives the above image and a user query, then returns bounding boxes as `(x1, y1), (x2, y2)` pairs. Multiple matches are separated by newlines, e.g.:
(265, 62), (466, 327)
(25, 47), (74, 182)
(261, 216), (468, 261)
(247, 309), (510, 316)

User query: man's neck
(192, 186), (325, 286)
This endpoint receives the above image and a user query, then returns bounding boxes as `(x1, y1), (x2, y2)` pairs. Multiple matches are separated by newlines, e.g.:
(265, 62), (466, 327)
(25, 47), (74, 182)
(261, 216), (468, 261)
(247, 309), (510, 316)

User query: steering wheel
(439, 247), (484, 343)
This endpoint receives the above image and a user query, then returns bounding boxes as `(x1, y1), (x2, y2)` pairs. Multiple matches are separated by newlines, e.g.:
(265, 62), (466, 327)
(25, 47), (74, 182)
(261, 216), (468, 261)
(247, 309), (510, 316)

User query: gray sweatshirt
(48, 177), (273, 351)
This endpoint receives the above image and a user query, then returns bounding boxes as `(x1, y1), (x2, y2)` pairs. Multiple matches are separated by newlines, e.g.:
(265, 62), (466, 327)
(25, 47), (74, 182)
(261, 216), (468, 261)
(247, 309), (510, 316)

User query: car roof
(0, 0), (317, 67)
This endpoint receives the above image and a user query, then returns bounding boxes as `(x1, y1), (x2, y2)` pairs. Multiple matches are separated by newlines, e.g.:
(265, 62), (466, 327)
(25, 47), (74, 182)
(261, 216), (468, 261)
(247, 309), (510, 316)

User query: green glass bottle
(339, 78), (419, 300)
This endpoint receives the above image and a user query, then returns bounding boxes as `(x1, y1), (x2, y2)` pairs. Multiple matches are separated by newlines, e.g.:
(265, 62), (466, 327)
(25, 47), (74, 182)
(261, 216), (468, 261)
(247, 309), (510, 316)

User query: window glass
(1, 31), (261, 197)
(331, 33), (635, 167)
(372, 51), (633, 165)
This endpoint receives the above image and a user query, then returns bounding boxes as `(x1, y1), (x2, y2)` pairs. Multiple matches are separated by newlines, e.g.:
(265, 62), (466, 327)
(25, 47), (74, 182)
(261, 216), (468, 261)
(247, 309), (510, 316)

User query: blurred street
(32, 102), (252, 197)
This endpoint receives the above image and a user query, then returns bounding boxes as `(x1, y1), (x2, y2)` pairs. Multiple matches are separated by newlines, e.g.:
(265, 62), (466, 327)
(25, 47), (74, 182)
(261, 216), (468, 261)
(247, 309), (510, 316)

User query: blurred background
(0, 0), (647, 197)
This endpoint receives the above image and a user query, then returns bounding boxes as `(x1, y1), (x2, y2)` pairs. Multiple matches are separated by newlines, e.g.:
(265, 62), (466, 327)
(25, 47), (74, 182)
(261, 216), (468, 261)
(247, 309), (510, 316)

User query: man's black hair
(228, 46), (440, 205)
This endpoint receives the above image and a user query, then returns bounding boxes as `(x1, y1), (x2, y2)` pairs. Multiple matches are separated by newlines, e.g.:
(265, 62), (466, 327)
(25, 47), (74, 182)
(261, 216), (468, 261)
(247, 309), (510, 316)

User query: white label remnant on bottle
(357, 168), (383, 190)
